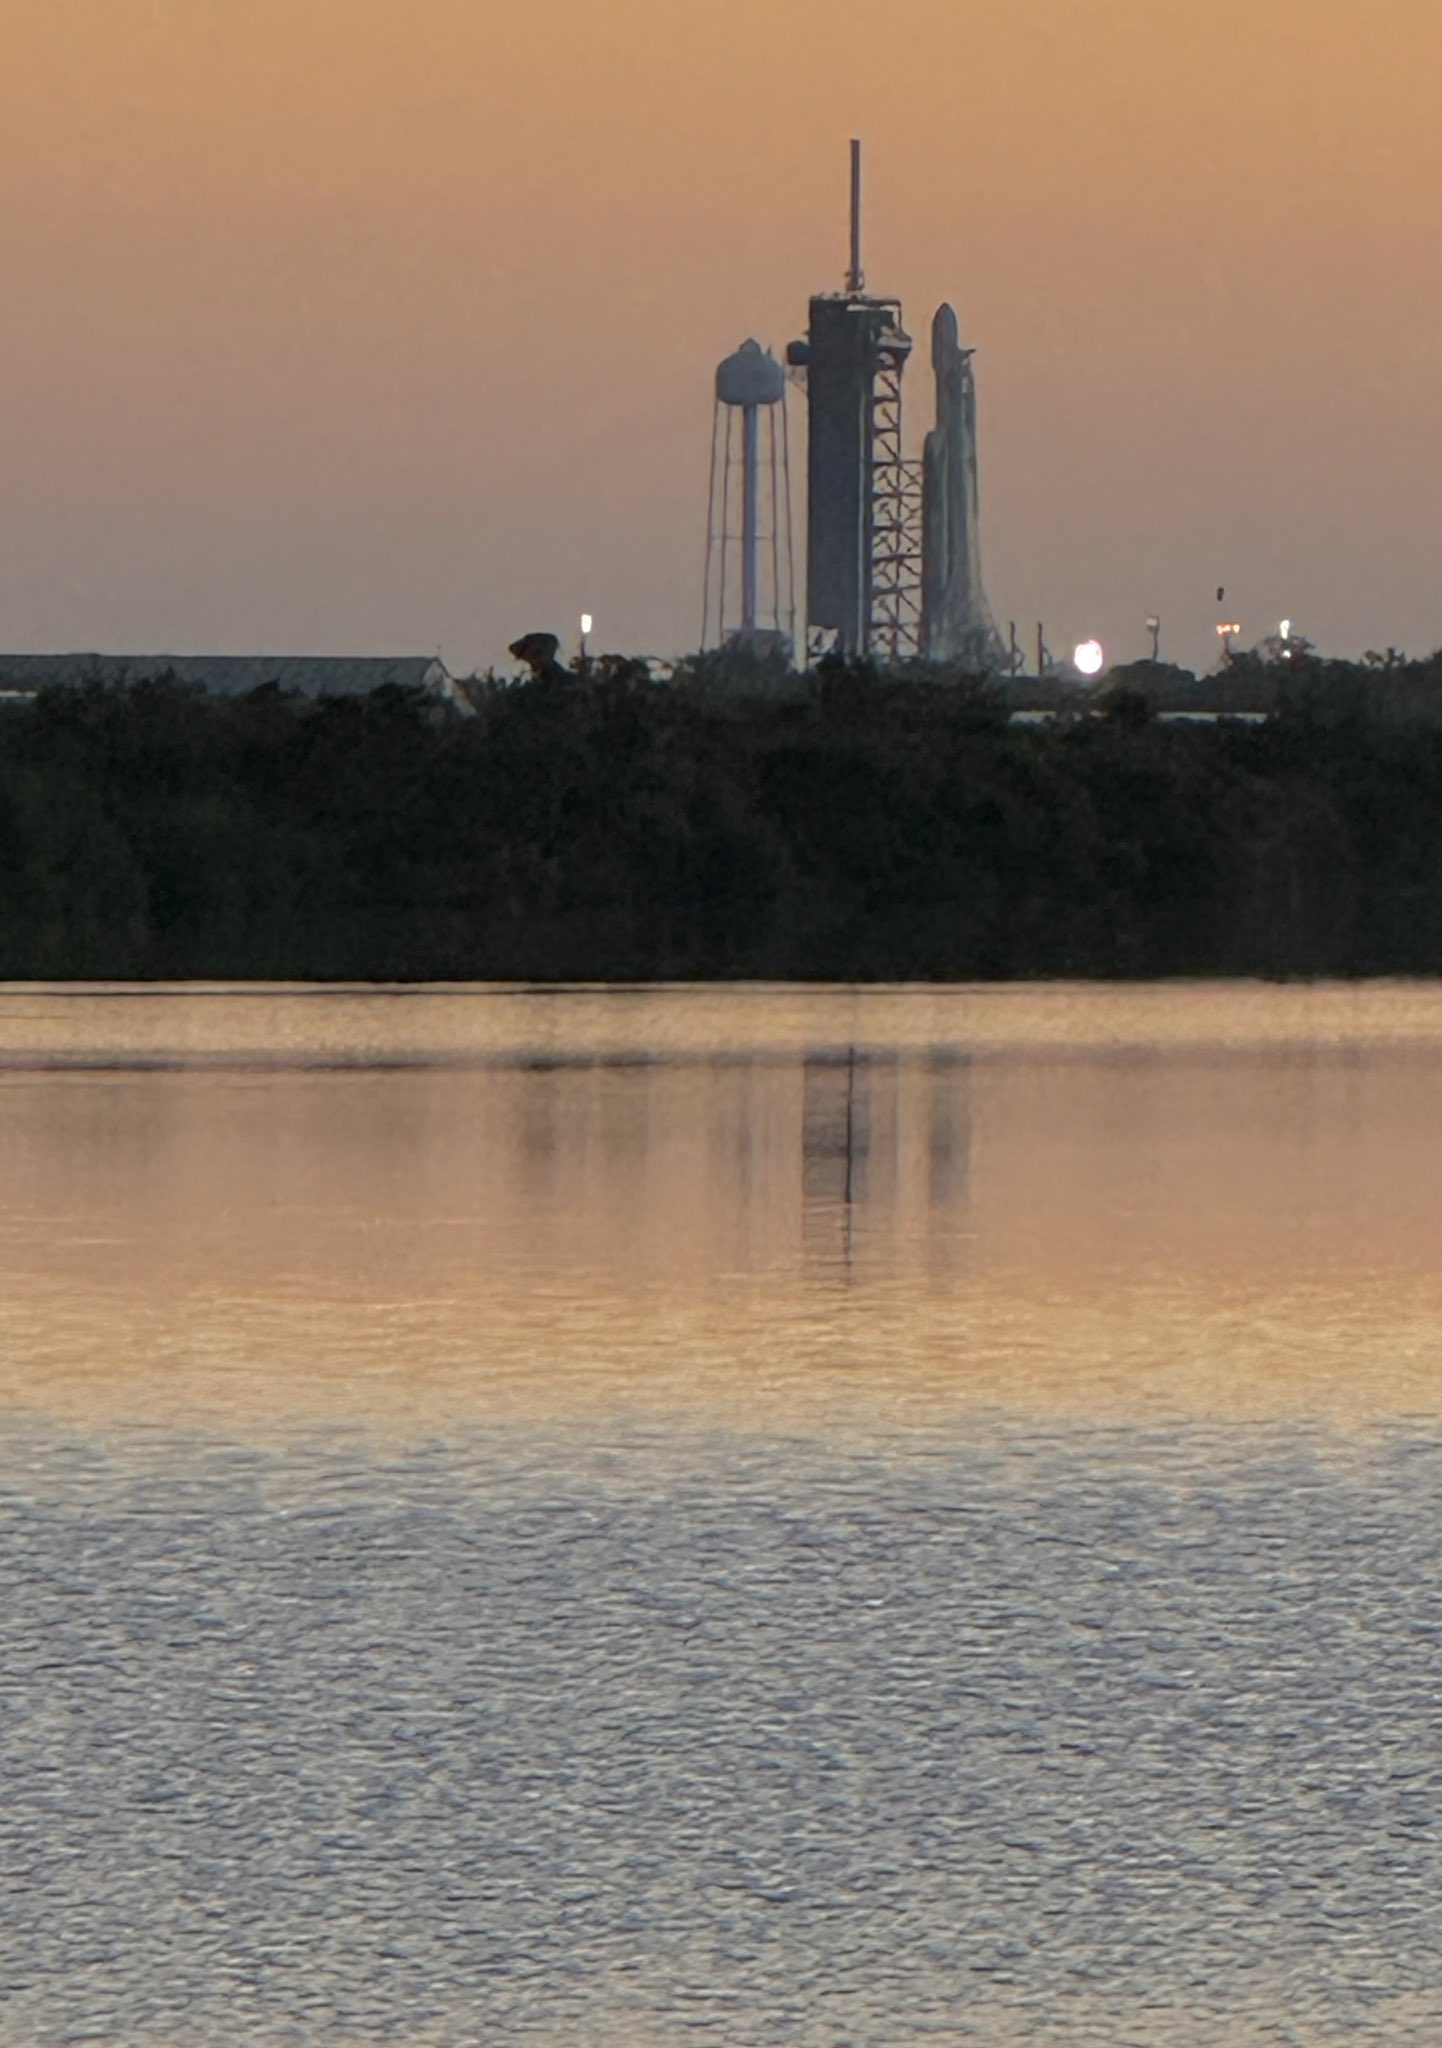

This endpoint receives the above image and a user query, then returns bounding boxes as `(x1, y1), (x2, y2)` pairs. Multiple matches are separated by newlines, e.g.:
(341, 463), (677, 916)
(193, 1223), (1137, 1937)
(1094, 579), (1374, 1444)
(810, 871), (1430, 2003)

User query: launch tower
(786, 142), (1002, 670)
(788, 142), (921, 662)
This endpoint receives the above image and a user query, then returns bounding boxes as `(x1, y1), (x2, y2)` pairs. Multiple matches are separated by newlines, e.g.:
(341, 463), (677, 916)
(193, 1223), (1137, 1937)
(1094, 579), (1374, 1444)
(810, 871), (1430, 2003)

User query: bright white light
(580, 613), (593, 636)
(1073, 639), (1106, 678)
(1280, 619), (1291, 640)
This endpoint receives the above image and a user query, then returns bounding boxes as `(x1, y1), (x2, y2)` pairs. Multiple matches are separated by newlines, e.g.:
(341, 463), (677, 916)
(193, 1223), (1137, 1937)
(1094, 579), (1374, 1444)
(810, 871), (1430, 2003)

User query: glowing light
(1216, 621), (1242, 638)
(1280, 619), (1291, 639)
(580, 613), (593, 636)
(1073, 639), (1105, 677)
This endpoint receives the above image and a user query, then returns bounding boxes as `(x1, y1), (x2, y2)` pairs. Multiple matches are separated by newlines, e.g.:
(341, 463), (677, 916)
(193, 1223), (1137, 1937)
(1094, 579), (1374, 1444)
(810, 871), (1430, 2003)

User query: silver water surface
(1, 985), (1441, 2045)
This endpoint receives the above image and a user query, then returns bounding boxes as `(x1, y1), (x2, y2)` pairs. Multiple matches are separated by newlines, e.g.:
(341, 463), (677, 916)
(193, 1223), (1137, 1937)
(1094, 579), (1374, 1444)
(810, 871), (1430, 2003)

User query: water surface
(1, 984), (1440, 2045)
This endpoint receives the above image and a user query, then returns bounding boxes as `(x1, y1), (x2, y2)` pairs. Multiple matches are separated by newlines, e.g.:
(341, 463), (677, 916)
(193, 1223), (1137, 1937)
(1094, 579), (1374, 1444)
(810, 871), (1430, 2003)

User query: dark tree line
(4, 654), (1442, 979)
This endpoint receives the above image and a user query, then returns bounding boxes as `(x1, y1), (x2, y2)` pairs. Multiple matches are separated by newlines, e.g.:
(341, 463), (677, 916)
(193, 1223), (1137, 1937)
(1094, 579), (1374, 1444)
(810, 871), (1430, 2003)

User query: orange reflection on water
(1, 986), (1441, 1443)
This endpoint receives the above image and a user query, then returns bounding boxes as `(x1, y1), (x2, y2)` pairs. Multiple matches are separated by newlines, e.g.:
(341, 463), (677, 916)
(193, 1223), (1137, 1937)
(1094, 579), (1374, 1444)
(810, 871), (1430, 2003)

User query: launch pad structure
(786, 142), (1004, 670)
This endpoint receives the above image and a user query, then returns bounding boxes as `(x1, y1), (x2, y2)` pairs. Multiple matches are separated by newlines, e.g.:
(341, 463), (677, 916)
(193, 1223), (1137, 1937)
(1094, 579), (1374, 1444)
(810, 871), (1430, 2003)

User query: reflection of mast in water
(802, 1048), (866, 1277)
(800, 1048), (973, 1283)
(843, 1047), (856, 1211)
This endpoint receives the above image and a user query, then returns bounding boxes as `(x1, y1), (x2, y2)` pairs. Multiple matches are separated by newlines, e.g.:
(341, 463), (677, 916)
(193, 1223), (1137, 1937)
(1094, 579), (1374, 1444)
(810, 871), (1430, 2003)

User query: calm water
(2, 984), (1441, 2046)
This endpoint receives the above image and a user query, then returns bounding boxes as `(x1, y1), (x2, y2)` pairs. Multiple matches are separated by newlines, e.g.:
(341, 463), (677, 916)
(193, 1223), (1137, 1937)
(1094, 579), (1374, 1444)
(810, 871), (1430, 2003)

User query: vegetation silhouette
(6, 649), (1442, 979)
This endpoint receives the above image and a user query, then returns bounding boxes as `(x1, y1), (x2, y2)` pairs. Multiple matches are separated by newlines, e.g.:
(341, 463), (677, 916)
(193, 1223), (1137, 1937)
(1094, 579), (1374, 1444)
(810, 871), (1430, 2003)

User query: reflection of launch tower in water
(801, 1051), (971, 1279)
(785, 142), (1004, 669)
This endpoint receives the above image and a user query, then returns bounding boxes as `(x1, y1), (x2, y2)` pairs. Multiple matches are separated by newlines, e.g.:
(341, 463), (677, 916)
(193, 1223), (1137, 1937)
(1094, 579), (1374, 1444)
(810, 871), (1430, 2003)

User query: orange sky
(1, 0), (1440, 673)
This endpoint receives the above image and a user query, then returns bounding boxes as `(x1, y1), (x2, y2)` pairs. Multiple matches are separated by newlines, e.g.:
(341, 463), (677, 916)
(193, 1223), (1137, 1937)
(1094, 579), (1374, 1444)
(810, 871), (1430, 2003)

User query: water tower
(702, 339), (795, 655)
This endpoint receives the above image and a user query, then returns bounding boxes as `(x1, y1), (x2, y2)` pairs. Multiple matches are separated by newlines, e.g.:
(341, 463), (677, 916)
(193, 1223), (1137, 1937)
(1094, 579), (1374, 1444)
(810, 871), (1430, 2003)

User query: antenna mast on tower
(846, 137), (864, 294)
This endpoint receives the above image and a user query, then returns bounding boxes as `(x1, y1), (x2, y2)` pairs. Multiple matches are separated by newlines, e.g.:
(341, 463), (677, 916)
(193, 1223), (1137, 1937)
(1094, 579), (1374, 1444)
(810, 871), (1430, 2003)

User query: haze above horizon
(1, 0), (1437, 677)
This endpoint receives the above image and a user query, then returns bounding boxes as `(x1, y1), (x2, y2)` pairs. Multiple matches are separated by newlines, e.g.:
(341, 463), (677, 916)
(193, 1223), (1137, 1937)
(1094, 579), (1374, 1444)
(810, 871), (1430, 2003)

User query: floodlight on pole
(1073, 639), (1106, 678)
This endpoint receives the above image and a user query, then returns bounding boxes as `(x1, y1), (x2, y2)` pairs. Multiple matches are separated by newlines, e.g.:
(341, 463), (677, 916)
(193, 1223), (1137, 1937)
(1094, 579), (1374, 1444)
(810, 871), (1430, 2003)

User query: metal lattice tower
(789, 141), (923, 663)
(786, 142), (1003, 671)
(869, 338), (924, 662)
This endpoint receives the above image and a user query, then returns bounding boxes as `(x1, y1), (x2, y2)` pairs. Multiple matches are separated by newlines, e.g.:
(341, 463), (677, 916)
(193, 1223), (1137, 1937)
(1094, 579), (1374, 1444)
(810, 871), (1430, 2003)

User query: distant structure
(787, 141), (918, 662)
(784, 141), (1002, 669)
(921, 305), (1005, 669)
(507, 631), (572, 684)
(0, 652), (473, 712)
(702, 339), (795, 656)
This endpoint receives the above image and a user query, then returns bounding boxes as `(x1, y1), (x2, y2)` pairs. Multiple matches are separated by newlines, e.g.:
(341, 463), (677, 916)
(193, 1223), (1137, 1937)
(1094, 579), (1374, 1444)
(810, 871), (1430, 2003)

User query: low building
(0, 653), (474, 715)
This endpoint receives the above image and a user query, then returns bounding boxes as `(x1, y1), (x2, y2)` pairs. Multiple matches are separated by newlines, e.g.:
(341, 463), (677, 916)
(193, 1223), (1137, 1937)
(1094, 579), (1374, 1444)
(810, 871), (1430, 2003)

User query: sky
(2, 0), (1441, 676)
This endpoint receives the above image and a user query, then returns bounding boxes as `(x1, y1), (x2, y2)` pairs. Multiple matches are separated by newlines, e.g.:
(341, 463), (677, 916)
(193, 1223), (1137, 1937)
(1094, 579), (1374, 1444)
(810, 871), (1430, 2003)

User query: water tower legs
(741, 403), (759, 633)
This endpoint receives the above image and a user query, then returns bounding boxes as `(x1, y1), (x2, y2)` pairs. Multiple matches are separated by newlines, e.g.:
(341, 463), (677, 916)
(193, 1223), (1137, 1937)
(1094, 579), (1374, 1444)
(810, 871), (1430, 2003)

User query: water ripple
(0, 1421), (1438, 2045)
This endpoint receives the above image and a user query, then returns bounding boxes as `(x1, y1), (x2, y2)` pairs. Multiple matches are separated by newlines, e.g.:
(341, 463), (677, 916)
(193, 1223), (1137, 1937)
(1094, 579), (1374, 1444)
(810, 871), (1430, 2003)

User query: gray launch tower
(787, 142), (1001, 670)
(788, 142), (920, 661)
